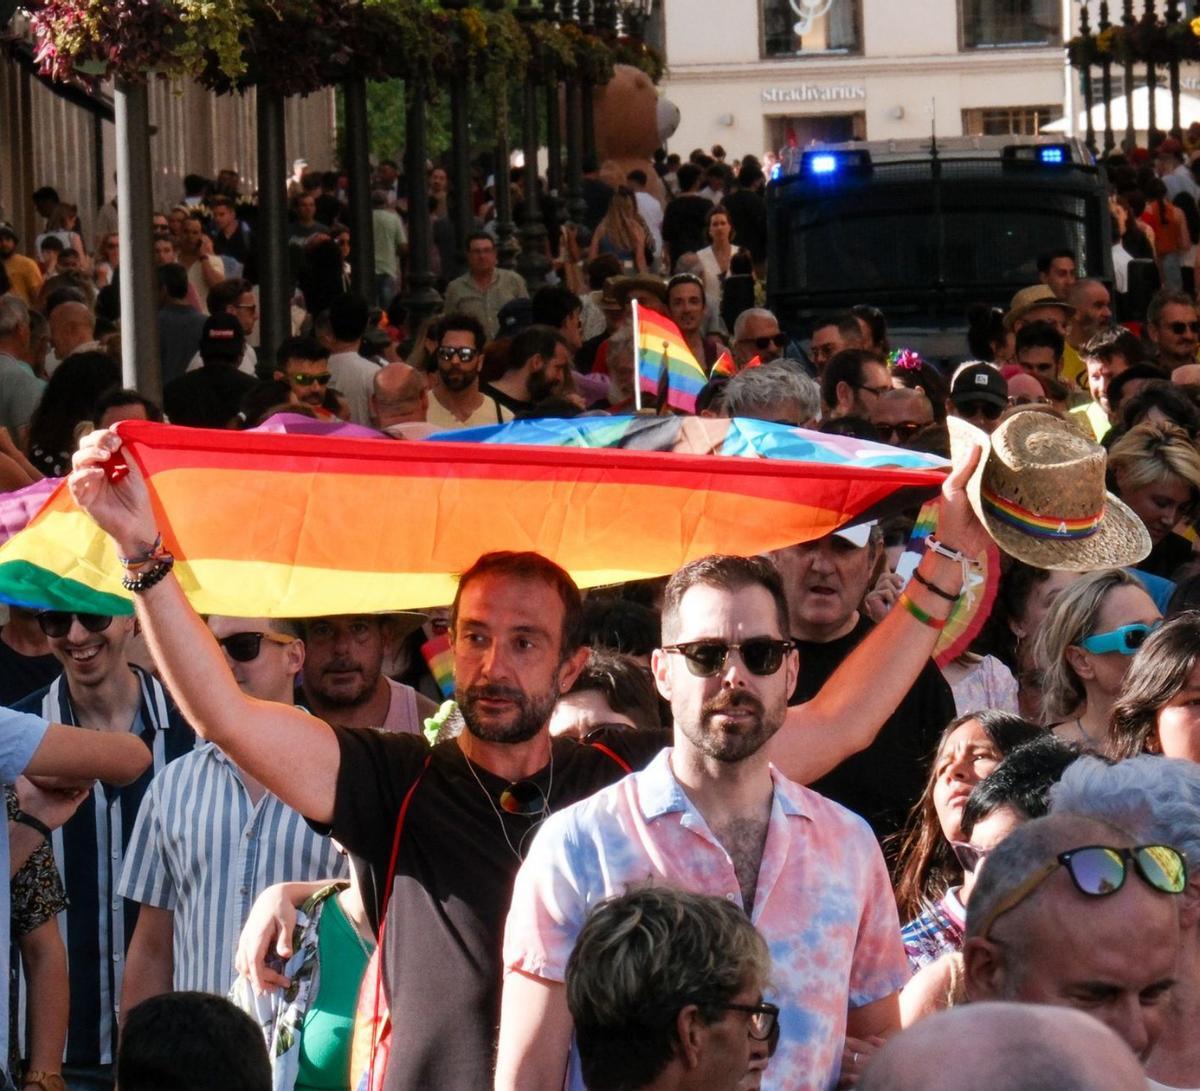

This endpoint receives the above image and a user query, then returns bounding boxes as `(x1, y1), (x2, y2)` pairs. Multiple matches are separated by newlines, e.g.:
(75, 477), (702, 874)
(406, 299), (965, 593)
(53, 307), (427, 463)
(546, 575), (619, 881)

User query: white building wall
(661, 0), (1072, 157)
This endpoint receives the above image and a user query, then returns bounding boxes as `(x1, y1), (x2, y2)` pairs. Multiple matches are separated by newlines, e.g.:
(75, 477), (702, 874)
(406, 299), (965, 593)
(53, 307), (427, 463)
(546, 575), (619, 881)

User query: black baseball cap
(199, 313), (245, 360)
(950, 363), (1008, 409)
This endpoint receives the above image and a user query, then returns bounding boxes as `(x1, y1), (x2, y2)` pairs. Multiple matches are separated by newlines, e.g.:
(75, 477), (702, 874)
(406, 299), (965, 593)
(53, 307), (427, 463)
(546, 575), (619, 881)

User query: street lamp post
(516, 0), (550, 289)
(1144, 0), (1158, 137)
(579, 0), (597, 165)
(543, 0), (566, 244)
(1080, 1), (1097, 155)
(1167, 0), (1183, 139)
(444, 0), (474, 278)
(1122, 0), (1136, 152)
(1099, 1), (1115, 155)
(402, 76), (443, 328)
(563, 0), (588, 228)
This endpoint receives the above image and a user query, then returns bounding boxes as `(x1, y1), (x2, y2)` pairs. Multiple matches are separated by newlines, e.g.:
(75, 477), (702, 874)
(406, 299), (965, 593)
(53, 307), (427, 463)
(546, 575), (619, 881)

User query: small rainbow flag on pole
(632, 301), (708, 415)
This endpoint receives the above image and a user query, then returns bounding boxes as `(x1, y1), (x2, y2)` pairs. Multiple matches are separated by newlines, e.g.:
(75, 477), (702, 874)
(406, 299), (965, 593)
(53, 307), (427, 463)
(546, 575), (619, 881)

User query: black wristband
(12, 809), (51, 840)
(912, 569), (960, 603)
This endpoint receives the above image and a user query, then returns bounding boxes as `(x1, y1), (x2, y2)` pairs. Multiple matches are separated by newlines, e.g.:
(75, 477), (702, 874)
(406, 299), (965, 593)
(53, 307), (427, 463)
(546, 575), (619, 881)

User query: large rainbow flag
(633, 302), (709, 414)
(0, 419), (946, 617)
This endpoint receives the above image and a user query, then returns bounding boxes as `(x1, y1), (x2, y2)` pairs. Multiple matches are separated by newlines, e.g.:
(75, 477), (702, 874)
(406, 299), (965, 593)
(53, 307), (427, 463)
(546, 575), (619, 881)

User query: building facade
(661, 0), (1078, 158)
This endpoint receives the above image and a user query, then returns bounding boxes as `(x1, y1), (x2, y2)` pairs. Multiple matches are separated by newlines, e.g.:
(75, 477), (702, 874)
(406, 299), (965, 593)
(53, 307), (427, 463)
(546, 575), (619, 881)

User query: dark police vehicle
(765, 136), (1114, 363)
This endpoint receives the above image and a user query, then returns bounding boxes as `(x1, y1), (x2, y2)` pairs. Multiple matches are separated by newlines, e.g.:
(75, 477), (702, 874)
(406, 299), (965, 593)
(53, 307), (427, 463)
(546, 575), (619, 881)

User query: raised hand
(68, 429), (159, 557)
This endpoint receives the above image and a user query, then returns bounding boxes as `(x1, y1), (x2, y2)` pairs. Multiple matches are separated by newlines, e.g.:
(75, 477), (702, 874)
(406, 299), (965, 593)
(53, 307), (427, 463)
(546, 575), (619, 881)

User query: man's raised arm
(69, 430), (340, 824)
(771, 445), (985, 785)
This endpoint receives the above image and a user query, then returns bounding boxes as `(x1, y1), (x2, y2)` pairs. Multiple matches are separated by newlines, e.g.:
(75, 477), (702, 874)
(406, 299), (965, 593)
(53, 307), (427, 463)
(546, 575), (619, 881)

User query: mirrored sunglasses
(289, 371), (332, 387)
(662, 639), (792, 678)
(437, 345), (479, 363)
(978, 844), (1187, 940)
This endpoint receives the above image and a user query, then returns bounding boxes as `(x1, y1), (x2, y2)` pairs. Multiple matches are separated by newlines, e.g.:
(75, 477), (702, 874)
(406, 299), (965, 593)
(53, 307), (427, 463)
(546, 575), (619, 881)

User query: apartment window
(963, 105), (1064, 136)
(762, 0), (861, 58)
(960, 0), (1061, 49)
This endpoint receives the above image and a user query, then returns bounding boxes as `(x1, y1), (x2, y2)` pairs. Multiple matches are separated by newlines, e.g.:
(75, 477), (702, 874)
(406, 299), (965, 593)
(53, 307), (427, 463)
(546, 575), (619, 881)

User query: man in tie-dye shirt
(497, 554), (909, 1091)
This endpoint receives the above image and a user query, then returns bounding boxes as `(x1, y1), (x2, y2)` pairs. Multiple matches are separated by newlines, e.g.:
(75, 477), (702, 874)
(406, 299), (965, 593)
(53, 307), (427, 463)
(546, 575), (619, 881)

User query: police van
(765, 136), (1115, 365)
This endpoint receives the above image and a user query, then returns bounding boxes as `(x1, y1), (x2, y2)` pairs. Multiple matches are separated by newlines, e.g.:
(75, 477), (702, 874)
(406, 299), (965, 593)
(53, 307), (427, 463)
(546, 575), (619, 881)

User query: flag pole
(632, 298), (643, 412)
(657, 338), (670, 416)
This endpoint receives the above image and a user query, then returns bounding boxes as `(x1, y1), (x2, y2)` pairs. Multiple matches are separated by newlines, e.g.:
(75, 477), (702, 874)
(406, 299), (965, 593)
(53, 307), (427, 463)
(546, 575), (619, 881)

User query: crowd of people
(0, 137), (1199, 1091)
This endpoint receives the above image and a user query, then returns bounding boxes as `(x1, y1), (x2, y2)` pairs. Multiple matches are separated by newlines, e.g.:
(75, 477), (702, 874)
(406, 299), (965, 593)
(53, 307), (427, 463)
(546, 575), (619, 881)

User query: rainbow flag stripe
(710, 350), (737, 379)
(421, 633), (455, 699)
(981, 487), (1103, 540)
(0, 421), (945, 617)
(635, 305), (708, 413)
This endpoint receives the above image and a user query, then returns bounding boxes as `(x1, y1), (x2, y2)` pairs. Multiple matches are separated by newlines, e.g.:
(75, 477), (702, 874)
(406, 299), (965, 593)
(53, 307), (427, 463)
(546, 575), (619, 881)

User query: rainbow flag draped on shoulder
(633, 302), (709, 414)
(0, 419), (946, 617)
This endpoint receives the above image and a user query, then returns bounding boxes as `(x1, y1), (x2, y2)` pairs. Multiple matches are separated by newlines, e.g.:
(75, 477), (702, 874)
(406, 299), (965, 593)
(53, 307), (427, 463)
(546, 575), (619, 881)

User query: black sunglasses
(437, 345), (479, 363)
(703, 1001), (780, 1054)
(217, 631), (296, 663)
(879, 421), (923, 442)
(37, 611), (114, 638)
(745, 334), (786, 351)
(662, 639), (792, 678)
(955, 400), (1003, 421)
(1166, 320), (1200, 335)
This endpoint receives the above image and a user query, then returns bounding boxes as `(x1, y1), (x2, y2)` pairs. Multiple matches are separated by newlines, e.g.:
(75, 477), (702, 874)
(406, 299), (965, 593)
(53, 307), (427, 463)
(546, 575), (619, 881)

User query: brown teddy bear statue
(592, 64), (680, 206)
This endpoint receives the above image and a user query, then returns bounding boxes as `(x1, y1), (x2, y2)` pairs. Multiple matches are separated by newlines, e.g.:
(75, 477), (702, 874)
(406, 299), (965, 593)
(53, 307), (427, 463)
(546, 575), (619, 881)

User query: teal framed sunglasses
(1078, 620), (1161, 656)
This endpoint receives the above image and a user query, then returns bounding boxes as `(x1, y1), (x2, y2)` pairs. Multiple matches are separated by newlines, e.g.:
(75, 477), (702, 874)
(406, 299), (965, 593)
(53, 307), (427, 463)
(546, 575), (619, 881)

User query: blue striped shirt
(13, 666), (195, 1066)
(117, 740), (346, 996)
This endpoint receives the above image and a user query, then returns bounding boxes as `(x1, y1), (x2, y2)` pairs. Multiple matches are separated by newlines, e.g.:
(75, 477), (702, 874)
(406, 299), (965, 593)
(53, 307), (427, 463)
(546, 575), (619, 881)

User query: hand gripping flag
(632, 301), (709, 414)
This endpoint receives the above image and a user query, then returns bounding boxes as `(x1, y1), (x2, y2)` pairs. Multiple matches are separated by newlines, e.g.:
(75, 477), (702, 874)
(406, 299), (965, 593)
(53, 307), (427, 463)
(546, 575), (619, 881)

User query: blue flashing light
(769, 162), (782, 181)
(809, 153), (838, 175)
(1038, 146), (1066, 165)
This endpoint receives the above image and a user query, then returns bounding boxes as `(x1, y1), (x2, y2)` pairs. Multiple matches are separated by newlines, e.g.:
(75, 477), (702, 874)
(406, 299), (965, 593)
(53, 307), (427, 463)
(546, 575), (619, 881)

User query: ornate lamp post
(402, 75), (443, 328)
(343, 73), (376, 304)
(1167, 0), (1183, 139)
(1144, 0), (1158, 137)
(486, 0), (519, 268)
(563, 1), (588, 226)
(444, 0), (475, 278)
(516, 0), (550, 289)
(1080, 1), (1097, 155)
(543, 0), (566, 242)
(1100, 1), (1115, 155)
(579, 0), (598, 165)
(1122, 0), (1136, 152)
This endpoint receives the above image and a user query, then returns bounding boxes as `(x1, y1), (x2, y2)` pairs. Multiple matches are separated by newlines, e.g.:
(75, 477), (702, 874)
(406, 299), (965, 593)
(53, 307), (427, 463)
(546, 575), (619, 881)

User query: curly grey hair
(717, 362), (820, 425)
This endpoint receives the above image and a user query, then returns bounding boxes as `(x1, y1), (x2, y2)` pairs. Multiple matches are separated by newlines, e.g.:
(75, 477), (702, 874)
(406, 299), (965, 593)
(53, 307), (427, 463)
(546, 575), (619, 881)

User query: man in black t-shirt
(72, 424), (987, 1091)
(771, 523), (955, 848)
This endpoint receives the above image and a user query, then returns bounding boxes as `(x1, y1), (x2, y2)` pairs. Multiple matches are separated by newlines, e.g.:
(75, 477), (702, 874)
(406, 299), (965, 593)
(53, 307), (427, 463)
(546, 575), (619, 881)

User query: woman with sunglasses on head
(892, 711), (1042, 972)
(1033, 568), (1163, 749)
(1108, 422), (1200, 581)
(1109, 611), (1200, 762)
(1051, 754), (1200, 1091)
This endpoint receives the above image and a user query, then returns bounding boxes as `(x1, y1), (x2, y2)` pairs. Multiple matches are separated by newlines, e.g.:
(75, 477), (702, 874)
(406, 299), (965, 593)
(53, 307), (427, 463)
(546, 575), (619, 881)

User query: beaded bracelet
(121, 553), (174, 593)
(899, 591), (947, 631)
(912, 569), (960, 603)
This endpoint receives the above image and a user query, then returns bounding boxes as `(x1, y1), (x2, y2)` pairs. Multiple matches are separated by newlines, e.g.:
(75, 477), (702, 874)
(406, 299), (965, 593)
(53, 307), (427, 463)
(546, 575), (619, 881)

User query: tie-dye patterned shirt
(503, 748), (909, 1091)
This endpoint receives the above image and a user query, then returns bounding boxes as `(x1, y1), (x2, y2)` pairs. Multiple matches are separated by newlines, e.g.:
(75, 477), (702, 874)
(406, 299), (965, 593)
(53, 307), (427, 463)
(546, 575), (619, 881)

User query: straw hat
(947, 412), (1150, 571)
(1003, 284), (1074, 331)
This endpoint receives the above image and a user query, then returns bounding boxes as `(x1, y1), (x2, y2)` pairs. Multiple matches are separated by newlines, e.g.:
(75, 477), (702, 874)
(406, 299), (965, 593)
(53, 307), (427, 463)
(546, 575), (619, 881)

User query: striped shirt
(13, 666), (195, 1066)
(117, 740), (346, 996)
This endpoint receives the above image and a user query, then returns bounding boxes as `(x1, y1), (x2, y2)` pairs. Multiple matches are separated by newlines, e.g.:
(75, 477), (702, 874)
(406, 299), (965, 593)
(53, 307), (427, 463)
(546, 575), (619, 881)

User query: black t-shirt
(163, 365), (258, 429)
(326, 726), (666, 1091)
(0, 629), (60, 705)
(1140, 531), (1194, 581)
(661, 193), (714, 262)
(789, 615), (955, 851)
(479, 381), (531, 416)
